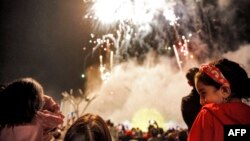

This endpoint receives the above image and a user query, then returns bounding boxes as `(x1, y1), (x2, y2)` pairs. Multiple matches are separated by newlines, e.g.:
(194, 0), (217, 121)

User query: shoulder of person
(0, 121), (43, 141)
(202, 103), (218, 110)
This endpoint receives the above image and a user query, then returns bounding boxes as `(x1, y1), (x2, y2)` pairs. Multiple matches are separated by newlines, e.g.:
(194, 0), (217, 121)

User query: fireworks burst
(83, 0), (204, 72)
(82, 0), (250, 72)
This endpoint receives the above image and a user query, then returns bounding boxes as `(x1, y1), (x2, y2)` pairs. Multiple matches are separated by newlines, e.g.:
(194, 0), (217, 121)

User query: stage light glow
(131, 108), (165, 132)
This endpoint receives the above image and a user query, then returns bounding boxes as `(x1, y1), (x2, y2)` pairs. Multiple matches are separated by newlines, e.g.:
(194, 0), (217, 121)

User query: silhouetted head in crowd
(195, 58), (250, 104)
(149, 127), (158, 138)
(64, 113), (112, 141)
(178, 129), (188, 141)
(186, 67), (199, 87)
(0, 77), (44, 127)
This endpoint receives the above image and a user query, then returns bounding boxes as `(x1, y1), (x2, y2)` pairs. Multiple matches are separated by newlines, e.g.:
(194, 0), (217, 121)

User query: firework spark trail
(84, 0), (250, 64)
(84, 0), (201, 64)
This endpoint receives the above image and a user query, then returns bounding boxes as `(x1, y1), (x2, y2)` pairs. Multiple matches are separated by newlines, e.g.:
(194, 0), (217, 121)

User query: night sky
(0, 0), (91, 100)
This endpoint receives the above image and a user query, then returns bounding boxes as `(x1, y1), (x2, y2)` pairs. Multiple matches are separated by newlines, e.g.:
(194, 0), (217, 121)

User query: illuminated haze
(83, 53), (199, 130)
(76, 45), (250, 131)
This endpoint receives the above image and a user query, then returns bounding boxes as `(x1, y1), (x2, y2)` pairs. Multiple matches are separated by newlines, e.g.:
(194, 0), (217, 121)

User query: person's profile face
(195, 79), (224, 104)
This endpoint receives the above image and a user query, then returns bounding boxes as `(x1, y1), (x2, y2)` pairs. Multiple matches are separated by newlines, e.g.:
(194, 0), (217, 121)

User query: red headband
(200, 64), (230, 87)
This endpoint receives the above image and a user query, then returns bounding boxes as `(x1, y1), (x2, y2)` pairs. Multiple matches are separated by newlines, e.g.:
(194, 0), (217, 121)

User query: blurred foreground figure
(0, 77), (64, 141)
(64, 113), (112, 141)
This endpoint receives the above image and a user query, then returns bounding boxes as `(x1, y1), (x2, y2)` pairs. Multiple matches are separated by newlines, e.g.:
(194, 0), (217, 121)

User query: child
(188, 58), (250, 141)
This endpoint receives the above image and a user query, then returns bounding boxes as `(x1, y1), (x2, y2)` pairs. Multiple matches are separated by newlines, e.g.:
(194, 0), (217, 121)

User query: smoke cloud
(83, 52), (197, 130)
(60, 45), (250, 131)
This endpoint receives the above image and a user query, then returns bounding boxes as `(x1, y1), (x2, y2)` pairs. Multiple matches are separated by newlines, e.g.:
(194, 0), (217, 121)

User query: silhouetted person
(181, 67), (202, 132)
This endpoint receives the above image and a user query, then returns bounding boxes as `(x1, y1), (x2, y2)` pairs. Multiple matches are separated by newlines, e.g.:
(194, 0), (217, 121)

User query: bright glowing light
(131, 108), (165, 132)
(99, 55), (103, 66)
(190, 54), (194, 59)
(163, 9), (179, 26)
(87, 0), (177, 26)
(122, 120), (132, 129)
(91, 0), (133, 24)
(90, 33), (95, 38)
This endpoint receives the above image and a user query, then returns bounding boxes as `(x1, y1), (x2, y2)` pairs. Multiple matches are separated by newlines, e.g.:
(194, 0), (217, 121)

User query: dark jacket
(181, 89), (202, 132)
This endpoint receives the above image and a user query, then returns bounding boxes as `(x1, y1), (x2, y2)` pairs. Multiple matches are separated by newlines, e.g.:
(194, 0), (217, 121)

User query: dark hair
(0, 78), (43, 127)
(64, 113), (112, 141)
(186, 67), (199, 86)
(196, 58), (250, 99)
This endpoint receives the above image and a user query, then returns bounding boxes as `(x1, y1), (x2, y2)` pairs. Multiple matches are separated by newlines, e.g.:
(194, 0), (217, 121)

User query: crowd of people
(1, 58), (250, 141)
(55, 116), (188, 141)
